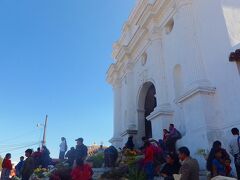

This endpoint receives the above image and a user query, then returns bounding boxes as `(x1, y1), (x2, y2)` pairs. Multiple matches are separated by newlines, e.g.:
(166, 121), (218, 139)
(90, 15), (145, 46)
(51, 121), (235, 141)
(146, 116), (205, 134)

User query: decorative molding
(149, 26), (163, 41)
(108, 0), (181, 83)
(148, 0), (157, 5)
(111, 0), (174, 65)
(146, 107), (174, 121)
(106, 64), (117, 85)
(126, 62), (134, 73)
(121, 129), (138, 137)
(175, 86), (216, 104)
(109, 137), (122, 144)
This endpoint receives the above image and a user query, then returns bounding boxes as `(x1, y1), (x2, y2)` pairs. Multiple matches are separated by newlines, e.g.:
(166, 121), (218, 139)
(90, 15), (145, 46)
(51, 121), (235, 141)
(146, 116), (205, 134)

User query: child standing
(225, 159), (234, 177)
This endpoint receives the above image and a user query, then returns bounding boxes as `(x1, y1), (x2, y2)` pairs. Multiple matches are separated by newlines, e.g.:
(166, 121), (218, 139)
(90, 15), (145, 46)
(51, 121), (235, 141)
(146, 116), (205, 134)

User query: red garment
(32, 151), (42, 157)
(2, 158), (12, 170)
(225, 165), (232, 176)
(71, 164), (93, 180)
(151, 144), (162, 155)
(144, 145), (154, 164)
(163, 133), (169, 143)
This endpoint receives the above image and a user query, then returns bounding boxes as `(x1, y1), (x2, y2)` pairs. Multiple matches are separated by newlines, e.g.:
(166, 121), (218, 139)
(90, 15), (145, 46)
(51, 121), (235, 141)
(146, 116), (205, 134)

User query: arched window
(173, 64), (183, 98)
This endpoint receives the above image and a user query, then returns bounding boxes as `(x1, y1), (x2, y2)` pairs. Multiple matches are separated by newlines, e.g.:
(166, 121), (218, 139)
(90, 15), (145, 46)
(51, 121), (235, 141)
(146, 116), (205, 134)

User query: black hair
(231, 128), (239, 135)
(25, 149), (33, 155)
(178, 146), (190, 156)
(170, 124), (174, 127)
(212, 140), (221, 148)
(5, 153), (11, 159)
(163, 129), (169, 133)
(167, 153), (179, 162)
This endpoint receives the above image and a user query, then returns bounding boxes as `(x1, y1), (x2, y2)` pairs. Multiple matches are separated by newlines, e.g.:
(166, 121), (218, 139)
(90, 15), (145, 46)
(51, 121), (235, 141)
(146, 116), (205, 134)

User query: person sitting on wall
(206, 140), (230, 177)
(212, 149), (226, 177)
(166, 124), (182, 153)
(125, 136), (135, 150)
(163, 129), (170, 144)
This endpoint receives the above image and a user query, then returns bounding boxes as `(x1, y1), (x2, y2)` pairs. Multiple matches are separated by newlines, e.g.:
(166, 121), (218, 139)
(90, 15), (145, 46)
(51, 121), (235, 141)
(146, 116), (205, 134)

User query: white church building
(107, 0), (240, 167)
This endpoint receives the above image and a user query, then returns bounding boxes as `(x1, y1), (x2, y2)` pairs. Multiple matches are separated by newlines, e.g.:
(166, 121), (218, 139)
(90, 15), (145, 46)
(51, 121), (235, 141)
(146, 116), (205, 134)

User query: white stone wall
(107, 0), (240, 169)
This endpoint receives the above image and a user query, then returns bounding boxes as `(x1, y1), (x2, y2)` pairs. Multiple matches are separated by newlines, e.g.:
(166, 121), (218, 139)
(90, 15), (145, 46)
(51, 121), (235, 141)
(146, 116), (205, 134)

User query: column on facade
(177, 1), (210, 87)
(113, 80), (122, 141)
(171, 2), (215, 168)
(136, 108), (145, 147)
(125, 63), (137, 131)
(147, 30), (174, 140)
(149, 29), (171, 109)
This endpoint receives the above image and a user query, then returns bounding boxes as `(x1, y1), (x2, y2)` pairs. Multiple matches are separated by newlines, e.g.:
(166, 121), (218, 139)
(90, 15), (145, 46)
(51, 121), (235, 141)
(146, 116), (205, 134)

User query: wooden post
(42, 115), (48, 147)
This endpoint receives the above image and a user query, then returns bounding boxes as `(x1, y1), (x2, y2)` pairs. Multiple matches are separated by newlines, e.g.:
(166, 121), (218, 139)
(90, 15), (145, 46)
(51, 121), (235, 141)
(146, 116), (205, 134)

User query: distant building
(107, 0), (240, 169)
(87, 143), (107, 156)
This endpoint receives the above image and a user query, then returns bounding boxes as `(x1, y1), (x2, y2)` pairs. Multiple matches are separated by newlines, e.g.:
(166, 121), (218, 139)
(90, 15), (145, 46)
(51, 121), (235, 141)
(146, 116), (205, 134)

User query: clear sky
(0, 0), (135, 161)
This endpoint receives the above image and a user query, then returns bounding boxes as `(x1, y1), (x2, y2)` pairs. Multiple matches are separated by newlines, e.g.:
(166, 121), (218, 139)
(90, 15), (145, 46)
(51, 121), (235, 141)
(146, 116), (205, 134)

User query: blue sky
(0, 0), (135, 161)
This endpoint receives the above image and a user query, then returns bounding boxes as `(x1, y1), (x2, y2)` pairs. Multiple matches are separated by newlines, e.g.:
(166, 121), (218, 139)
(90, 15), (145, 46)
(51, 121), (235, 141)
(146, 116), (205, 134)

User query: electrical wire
(0, 129), (37, 144)
(0, 141), (41, 154)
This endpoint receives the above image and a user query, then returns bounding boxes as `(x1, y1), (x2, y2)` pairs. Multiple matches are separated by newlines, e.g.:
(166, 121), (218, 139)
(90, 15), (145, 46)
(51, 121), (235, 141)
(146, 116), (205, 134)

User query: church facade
(107, 0), (240, 167)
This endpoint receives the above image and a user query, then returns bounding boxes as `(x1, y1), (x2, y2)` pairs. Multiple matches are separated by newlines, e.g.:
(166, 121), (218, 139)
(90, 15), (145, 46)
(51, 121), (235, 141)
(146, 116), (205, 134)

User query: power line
(0, 141), (41, 154)
(0, 129), (38, 144)
(0, 141), (39, 147)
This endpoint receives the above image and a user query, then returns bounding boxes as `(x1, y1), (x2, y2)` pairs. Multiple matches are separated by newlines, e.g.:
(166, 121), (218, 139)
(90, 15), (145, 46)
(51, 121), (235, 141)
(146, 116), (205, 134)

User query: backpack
(172, 129), (182, 139)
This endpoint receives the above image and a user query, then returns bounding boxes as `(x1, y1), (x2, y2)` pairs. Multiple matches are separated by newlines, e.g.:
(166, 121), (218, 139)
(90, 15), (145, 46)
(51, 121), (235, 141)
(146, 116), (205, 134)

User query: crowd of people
(0, 137), (91, 180)
(1, 125), (240, 180)
(121, 124), (240, 180)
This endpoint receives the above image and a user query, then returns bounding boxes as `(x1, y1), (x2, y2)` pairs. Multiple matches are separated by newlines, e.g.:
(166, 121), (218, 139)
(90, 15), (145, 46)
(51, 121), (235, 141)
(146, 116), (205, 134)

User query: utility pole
(42, 115), (48, 147)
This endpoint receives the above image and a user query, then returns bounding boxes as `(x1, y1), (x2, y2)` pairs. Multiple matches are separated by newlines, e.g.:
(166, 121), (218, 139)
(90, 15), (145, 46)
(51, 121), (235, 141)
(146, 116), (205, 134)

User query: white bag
(211, 175), (237, 180)
(173, 174), (182, 180)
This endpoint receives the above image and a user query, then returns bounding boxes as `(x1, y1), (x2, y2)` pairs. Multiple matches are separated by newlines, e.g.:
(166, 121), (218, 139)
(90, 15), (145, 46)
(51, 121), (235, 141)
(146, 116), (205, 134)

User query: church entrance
(138, 82), (157, 139)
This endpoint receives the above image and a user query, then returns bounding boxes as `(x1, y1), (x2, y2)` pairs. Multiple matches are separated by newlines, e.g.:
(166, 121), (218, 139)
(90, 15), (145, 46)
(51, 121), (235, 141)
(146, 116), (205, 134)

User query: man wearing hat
(75, 138), (88, 162)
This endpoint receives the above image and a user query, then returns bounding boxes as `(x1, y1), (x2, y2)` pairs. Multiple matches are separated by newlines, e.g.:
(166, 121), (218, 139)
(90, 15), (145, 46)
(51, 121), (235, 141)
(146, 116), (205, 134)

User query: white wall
(110, 0), (240, 168)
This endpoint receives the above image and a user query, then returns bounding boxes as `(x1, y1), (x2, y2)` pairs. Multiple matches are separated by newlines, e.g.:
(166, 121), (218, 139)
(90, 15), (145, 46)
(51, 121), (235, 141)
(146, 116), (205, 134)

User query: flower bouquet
(122, 149), (143, 166)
